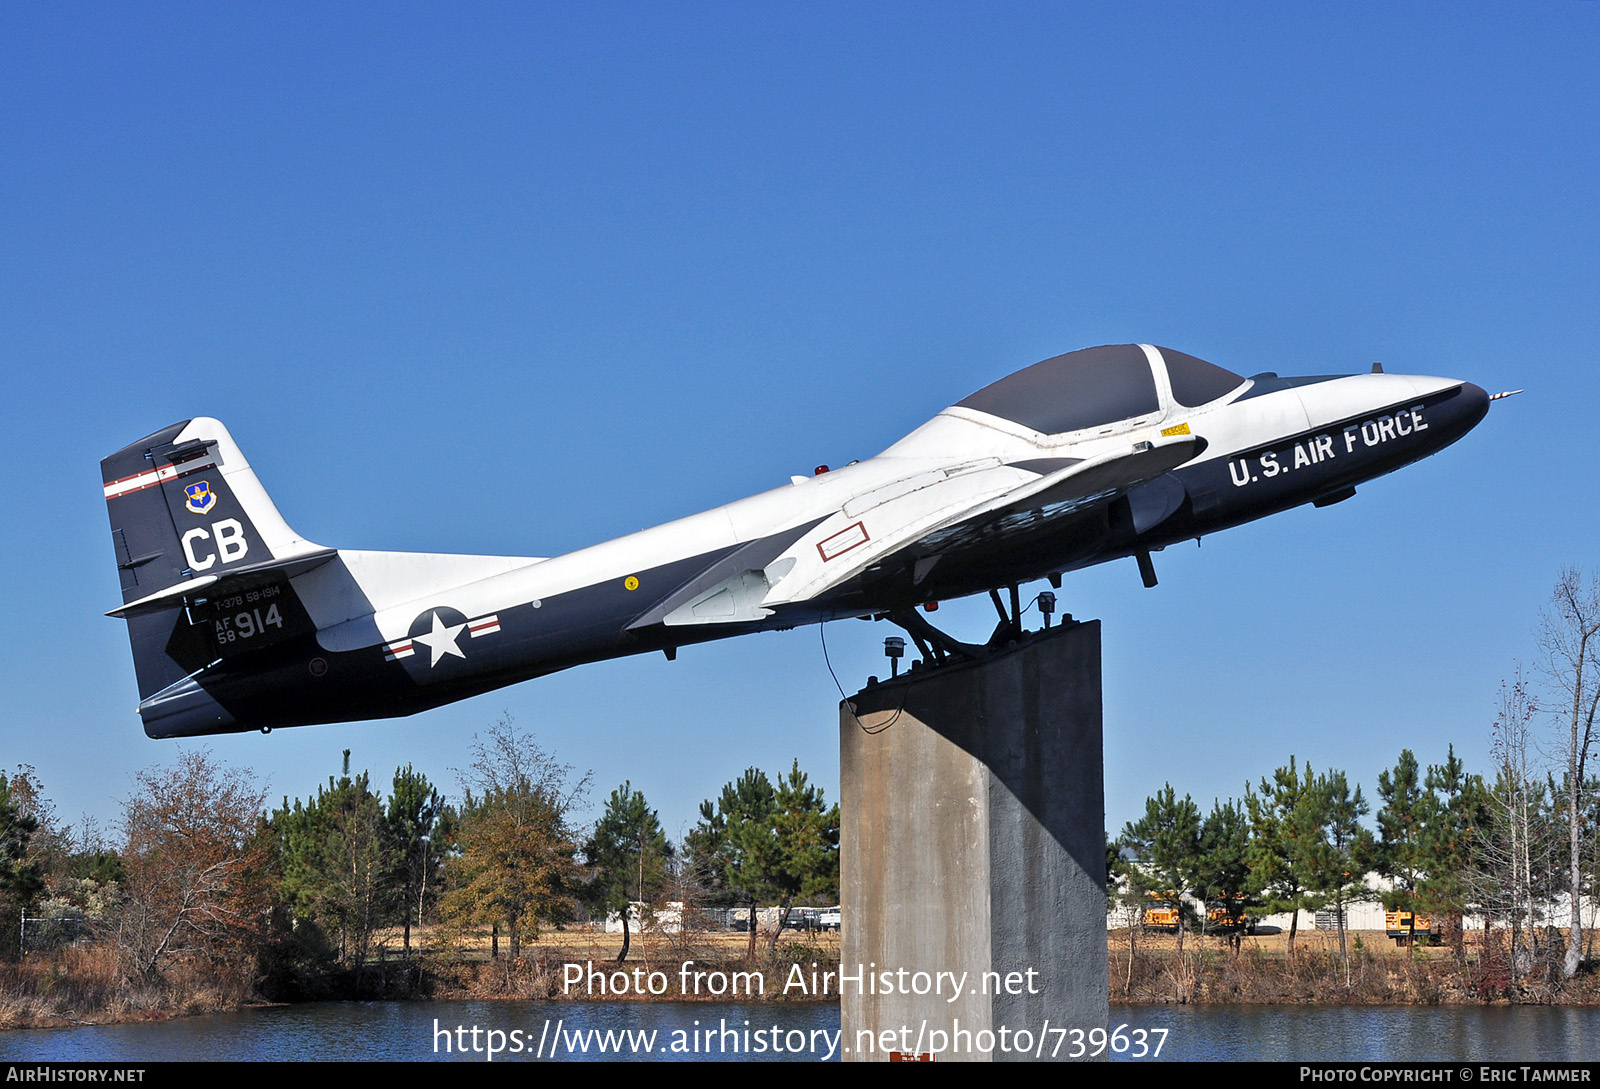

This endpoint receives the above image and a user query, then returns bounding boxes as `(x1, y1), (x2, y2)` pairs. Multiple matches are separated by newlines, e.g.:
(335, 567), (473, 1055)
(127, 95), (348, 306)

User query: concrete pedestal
(840, 620), (1107, 1062)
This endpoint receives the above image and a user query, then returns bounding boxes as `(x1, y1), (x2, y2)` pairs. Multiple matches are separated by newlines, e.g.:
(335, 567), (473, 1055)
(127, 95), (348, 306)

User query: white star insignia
(411, 611), (467, 667)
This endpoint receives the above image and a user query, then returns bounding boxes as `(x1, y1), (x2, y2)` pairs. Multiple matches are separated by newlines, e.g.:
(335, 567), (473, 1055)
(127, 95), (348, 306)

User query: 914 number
(214, 604), (284, 644)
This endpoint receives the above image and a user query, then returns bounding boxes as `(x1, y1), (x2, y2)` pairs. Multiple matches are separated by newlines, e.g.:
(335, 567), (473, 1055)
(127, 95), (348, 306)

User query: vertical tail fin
(101, 418), (327, 732)
(102, 417), (319, 606)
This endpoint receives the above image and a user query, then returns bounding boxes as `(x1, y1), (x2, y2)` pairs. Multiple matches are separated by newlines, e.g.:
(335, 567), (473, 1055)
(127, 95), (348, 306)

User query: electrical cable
(820, 619), (905, 735)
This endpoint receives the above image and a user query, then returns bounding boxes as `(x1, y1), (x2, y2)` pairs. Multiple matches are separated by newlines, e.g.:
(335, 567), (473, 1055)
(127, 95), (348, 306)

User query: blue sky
(2, 4), (1595, 845)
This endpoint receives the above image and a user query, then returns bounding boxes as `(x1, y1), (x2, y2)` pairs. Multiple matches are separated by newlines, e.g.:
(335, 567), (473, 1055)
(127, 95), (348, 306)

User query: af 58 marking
(214, 605), (284, 645)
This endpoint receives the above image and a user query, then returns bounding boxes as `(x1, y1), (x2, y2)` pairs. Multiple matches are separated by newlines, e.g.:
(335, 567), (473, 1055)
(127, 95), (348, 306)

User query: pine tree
(269, 750), (394, 975)
(583, 782), (673, 962)
(386, 764), (450, 957)
(753, 761), (839, 955)
(1195, 799), (1251, 946)
(1303, 769), (1372, 965)
(686, 767), (776, 958)
(1121, 784), (1202, 956)
(687, 763), (838, 958)
(0, 770), (43, 957)
(1421, 745), (1488, 956)
(1244, 757), (1320, 953)
(1376, 749), (1430, 945)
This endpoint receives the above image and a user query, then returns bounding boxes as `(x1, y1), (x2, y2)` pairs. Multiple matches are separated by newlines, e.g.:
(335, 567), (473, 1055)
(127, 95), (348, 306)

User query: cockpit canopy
(956, 344), (1246, 436)
(1162, 346), (1249, 408)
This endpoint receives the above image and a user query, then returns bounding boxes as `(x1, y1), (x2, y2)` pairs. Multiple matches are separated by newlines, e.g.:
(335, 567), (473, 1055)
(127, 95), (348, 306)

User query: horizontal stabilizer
(107, 548), (339, 618)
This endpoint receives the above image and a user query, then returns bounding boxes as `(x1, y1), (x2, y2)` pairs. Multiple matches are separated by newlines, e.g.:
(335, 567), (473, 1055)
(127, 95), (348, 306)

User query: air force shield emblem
(184, 480), (216, 515)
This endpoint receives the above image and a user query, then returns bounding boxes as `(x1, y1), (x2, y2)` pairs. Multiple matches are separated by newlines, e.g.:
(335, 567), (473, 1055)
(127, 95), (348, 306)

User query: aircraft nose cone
(1456, 381), (1490, 430)
(1423, 380), (1490, 453)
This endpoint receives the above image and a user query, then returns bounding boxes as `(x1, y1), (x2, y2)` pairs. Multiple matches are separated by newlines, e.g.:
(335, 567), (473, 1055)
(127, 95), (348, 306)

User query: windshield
(1158, 346), (1246, 408)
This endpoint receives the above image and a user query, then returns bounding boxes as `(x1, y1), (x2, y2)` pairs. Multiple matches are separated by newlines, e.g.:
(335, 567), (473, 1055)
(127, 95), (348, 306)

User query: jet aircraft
(101, 344), (1492, 738)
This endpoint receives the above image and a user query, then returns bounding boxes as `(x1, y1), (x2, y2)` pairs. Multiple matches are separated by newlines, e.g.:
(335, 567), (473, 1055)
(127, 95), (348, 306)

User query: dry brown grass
(0, 945), (127, 1028)
(1106, 927), (1595, 1006)
(419, 921), (842, 1000)
(0, 944), (254, 1029)
(423, 921), (837, 965)
(1111, 928), (1459, 960)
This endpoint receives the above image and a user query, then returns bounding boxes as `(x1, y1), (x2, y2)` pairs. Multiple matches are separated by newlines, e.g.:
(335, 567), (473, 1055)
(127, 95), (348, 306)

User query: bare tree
(1107, 838), (1152, 997)
(1540, 569), (1600, 979)
(1477, 673), (1545, 987)
(118, 751), (268, 982)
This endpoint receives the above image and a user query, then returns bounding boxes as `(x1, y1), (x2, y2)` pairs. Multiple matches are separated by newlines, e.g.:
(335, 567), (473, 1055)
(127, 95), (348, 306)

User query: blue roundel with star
(382, 606), (502, 669)
(407, 607), (470, 667)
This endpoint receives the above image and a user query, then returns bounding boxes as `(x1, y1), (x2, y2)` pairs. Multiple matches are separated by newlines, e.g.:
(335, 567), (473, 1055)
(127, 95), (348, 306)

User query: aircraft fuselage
(101, 345), (1489, 737)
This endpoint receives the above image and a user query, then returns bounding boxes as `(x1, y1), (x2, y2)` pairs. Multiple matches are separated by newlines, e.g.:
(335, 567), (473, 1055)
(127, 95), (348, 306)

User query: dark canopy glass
(1159, 346), (1246, 408)
(956, 344), (1160, 435)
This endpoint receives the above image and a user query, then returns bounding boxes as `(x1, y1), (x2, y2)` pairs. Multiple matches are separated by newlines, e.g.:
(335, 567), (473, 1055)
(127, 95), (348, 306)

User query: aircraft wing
(639, 433), (1201, 627)
(769, 433), (1202, 608)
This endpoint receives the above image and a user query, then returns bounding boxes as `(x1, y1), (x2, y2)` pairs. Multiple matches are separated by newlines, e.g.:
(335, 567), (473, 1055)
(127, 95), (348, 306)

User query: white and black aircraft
(102, 344), (1493, 738)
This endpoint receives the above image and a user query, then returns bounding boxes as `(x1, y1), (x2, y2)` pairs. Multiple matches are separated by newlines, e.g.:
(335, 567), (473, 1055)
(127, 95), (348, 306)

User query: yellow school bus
(1205, 896), (1251, 934)
(1140, 895), (1181, 933)
(1385, 910), (1441, 946)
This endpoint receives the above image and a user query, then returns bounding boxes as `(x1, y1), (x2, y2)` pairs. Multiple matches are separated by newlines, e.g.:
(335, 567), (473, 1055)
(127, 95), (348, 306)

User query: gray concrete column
(840, 620), (1107, 1062)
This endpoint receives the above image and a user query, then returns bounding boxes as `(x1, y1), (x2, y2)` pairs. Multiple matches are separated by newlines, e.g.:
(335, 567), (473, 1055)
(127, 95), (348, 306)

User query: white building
(604, 900), (685, 934)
